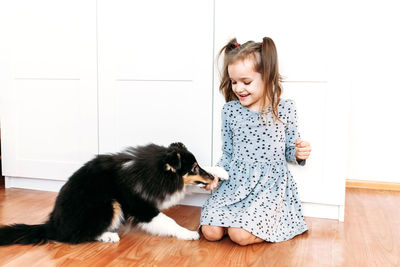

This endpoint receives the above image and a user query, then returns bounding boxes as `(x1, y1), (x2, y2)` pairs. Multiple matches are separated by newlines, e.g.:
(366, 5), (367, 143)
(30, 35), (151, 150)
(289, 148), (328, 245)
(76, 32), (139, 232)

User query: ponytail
(260, 37), (282, 122)
(218, 38), (240, 102)
(219, 38), (240, 56)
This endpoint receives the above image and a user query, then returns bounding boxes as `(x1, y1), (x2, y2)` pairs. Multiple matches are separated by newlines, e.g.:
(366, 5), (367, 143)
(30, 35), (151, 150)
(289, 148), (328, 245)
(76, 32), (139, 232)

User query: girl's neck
(246, 99), (270, 112)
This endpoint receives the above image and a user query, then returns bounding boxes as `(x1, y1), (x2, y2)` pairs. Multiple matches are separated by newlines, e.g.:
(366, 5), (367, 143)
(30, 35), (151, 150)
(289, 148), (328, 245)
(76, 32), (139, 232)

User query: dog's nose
(202, 169), (214, 180)
(198, 165), (215, 181)
(209, 173), (215, 180)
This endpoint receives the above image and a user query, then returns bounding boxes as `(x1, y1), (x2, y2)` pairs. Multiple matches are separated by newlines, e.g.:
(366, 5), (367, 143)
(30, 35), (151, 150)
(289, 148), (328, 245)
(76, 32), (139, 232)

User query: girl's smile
(228, 58), (266, 112)
(238, 92), (250, 99)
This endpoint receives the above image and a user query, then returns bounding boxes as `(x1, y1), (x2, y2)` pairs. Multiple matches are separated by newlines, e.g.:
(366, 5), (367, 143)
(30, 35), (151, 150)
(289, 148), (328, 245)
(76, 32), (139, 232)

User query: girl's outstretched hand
(202, 166), (229, 191)
(295, 138), (312, 160)
(205, 176), (219, 191)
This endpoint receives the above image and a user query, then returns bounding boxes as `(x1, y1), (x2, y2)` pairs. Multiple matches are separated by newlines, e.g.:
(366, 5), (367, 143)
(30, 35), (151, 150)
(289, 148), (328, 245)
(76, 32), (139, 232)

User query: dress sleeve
(216, 104), (233, 171)
(285, 100), (306, 166)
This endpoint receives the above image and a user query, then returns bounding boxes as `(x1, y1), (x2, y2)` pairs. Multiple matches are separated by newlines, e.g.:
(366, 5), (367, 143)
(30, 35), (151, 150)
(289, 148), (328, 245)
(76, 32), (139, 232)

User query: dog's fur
(0, 142), (215, 245)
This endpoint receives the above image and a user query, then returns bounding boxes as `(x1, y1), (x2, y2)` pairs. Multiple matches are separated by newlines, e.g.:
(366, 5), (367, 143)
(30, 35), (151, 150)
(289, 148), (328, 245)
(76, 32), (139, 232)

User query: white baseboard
(5, 176), (66, 192)
(179, 192), (211, 207)
(5, 176), (343, 221)
(302, 202), (344, 221)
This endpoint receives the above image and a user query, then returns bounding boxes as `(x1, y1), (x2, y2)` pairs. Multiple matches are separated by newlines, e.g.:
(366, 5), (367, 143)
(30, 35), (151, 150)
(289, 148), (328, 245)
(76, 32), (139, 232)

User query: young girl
(201, 37), (312, 246)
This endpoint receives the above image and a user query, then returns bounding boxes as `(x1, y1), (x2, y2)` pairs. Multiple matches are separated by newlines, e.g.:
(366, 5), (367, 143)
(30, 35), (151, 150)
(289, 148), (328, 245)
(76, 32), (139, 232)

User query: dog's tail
(0, 223), (50, 245)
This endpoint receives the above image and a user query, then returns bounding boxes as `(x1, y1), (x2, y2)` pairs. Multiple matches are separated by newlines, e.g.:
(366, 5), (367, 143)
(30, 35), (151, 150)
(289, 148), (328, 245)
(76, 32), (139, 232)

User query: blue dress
(200, 99), (308, 242)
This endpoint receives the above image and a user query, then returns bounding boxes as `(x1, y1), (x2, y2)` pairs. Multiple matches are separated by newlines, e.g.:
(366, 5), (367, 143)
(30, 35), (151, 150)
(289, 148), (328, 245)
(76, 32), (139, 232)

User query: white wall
(336, 0), (400, 182)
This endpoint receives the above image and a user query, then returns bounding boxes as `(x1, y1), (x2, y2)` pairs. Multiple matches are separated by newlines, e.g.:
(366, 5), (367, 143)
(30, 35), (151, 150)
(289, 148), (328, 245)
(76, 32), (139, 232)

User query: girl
(201, 37), (312, 246)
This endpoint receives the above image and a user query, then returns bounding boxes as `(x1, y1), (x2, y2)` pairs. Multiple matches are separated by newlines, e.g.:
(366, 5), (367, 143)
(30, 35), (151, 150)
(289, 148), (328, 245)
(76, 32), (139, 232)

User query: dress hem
(199, 222), (308, 243)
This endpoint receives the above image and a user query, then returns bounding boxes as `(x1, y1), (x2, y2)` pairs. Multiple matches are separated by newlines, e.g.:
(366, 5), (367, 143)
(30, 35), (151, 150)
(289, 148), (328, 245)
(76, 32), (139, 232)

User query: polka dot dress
(200, 99), (308, 242)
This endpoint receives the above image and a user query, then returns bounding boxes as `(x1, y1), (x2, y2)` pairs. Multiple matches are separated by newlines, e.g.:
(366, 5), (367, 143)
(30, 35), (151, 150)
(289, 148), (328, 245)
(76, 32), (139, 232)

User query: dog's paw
(203, 166), (229, 181)
(96, 232), (120, 243)
(176, 229), (200, 240)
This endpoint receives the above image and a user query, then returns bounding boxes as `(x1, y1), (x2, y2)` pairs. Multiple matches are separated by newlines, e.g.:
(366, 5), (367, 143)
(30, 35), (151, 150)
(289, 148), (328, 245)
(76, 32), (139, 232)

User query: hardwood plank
(0, 187), (399, 266)
(346, 179), (400, 191)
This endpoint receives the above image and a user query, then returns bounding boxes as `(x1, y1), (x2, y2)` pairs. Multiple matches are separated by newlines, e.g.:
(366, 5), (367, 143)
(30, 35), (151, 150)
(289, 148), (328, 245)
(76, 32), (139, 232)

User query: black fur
(0, 142), (213, 245)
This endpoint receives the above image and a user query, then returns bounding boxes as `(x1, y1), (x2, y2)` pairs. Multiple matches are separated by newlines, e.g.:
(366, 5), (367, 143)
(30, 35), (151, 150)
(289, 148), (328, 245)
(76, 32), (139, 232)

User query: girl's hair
(218, 37), (283, 122)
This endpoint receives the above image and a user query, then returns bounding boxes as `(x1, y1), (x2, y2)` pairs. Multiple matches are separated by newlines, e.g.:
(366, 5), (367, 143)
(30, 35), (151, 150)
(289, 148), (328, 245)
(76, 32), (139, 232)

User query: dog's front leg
(138, 212), (200, 240)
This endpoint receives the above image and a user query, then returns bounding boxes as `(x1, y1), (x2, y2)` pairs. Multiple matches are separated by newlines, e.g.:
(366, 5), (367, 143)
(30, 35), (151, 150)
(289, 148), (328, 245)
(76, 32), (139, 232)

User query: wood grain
(346, 179), (400, 191)
(0, 187), (399, 266)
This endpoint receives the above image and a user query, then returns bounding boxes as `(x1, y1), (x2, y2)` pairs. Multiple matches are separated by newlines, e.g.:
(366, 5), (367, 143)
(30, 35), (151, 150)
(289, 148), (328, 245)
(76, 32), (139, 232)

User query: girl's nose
(236, 82), (246, 92)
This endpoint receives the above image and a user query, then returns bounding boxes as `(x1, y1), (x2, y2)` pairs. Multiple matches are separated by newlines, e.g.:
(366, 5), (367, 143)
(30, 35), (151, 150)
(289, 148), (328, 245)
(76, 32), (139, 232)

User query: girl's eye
(231, 80), (251, 85)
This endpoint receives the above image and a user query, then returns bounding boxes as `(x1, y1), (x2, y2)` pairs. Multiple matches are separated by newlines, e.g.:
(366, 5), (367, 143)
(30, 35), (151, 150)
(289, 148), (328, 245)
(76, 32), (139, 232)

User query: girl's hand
(205, 175), (219, 191)
(295, 139), (312, 160)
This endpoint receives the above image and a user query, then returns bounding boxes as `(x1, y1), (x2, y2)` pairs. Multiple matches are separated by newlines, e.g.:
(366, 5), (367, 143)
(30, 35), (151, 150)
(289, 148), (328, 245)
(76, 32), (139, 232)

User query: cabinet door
(213, 0), (346, 217)
(97, 0), (214, 167)
(0, 0), (98, 180)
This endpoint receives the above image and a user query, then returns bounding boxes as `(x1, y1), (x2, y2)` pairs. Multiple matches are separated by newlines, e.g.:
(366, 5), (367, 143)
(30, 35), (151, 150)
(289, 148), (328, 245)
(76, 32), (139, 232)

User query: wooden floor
(0, 187), (399, 267)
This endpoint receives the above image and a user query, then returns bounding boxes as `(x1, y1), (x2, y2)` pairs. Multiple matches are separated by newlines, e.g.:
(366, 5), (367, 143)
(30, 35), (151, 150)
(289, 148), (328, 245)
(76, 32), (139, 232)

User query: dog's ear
(169, 142), (186, 150)
(164, 151), (181, 173)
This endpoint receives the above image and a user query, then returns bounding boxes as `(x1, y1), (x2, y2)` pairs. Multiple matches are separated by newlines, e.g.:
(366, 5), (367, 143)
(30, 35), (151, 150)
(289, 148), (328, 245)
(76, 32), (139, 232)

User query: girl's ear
(164, 152), (181, 173)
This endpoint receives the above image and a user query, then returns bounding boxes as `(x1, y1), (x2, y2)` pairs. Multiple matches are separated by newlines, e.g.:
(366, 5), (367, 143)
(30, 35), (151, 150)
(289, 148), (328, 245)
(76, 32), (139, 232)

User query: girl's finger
(296, 147), (311, 152)
(211, 177), (219, 189)
(300, 141), (310, 147)
(297, 152), (310, 159)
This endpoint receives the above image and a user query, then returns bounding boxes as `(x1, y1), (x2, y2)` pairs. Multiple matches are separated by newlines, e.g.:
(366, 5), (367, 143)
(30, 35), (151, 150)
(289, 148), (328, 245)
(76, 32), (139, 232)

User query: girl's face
(228, 58), (265, 112)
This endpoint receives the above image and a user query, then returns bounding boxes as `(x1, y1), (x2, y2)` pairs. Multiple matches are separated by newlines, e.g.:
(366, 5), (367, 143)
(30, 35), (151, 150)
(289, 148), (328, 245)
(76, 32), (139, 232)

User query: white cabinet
(1, 0), (346, 220)
(97, 0), (214, 168)
(1, 0), (215, 193)
(212, 0), (346, 220)
(1, 1), (98, 184)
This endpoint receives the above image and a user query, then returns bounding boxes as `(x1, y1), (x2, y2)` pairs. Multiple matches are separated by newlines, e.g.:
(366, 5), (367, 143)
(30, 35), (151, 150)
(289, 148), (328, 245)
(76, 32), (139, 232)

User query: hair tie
(234, 43), (240, 48)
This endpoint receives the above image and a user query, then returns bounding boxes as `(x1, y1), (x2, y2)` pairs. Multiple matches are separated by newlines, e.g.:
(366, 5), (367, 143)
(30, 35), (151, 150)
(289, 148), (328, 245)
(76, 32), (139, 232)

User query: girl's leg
(201, 225), (227, 241)
(227, 227), (264, 246)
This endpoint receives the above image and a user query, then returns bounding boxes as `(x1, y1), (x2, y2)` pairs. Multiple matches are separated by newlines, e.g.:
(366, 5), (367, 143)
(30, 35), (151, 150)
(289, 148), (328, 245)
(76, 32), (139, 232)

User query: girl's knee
(201, 225), (225, 241)
(228, 228), (263, 246)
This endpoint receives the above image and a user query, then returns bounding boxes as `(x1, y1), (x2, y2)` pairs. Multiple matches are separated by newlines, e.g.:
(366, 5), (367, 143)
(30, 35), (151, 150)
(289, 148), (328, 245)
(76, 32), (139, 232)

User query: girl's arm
(204, 104), (233, 191)
(284, 100), (308, 166)
(216, 104), (233, 172)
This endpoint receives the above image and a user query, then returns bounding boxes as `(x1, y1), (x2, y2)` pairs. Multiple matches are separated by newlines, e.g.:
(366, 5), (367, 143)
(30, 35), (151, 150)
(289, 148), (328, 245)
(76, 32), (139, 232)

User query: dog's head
(164, 142), (214, 187)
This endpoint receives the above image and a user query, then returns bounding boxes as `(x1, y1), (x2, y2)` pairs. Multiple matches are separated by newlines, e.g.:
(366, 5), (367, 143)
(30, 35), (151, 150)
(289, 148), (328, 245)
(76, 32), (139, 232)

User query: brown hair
(218, 37), (283, 122)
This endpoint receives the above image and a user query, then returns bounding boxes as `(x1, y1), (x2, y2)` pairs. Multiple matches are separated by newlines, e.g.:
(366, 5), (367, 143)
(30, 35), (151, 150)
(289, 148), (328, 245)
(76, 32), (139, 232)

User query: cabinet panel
(1, 0), (98, 180)
(214, 0), (329, 82)
(98, 0), (214, 167)
(213, 0), (346, 212)
(282, 83), (329, 204)
(103, 1), (197, 81)
(9, 1), (93, 79)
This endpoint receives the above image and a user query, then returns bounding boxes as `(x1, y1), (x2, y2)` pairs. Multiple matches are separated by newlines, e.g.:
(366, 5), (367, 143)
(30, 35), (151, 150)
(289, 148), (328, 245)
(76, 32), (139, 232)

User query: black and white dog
(0, 142), (227, 245)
